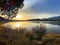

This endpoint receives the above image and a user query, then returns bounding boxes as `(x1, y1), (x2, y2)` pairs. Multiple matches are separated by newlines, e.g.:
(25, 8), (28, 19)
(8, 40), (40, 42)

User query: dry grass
(0, 24), (60, 45)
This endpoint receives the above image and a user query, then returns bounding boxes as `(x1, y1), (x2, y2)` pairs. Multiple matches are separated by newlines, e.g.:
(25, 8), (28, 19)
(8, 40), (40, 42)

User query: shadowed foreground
(0, 24), (60, 45)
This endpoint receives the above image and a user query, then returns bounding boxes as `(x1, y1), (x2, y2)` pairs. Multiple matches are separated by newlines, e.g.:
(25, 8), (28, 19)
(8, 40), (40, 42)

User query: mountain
(41, 16), (60, 21)
(27, 16), (60, 21)
(0, 16), (60, 22)
(28, 16), (60, 21)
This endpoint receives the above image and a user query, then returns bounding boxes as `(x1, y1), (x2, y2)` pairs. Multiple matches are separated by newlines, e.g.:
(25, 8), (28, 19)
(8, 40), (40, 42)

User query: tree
(0, 0), (24, 19)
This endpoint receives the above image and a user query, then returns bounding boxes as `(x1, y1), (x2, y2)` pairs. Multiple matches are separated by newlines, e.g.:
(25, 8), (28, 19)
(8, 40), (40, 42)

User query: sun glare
(12, 12), (30, 20)
(16, 14), (22, 19)
(16, 23), (20, 28)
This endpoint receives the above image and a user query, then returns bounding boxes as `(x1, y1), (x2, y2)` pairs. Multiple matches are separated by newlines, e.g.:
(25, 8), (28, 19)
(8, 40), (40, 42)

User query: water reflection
(1, 21), (60, 34)
(0, 21), (60, 45)
(2, 22), (39, 30)
(43, 22), (60, 34)
(0, 21), (47, 45)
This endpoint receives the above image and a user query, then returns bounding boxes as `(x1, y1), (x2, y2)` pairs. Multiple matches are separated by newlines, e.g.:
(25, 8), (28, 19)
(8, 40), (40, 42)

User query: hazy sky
(21, 0), (60, 19)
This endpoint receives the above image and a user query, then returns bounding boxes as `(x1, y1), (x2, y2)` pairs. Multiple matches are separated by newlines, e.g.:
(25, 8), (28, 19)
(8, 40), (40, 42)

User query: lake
(0, 21), (60, 34)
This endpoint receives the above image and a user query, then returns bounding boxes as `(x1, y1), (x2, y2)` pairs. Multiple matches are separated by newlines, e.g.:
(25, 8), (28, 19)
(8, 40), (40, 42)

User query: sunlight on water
(1, 21), (60, 34)
(2, 22), (39, 30)
(16, 22), (21, 28)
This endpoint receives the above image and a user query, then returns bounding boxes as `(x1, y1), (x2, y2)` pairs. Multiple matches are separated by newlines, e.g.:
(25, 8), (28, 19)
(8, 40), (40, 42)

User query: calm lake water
(0, 21), (60, 34)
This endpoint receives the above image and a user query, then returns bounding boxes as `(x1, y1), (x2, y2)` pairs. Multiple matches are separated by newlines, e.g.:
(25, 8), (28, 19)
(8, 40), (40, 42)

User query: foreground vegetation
(0, 24), (60, 45)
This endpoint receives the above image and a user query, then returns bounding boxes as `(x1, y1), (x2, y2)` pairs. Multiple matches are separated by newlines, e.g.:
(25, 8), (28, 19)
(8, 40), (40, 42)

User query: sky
(0, 0), (60, 19)
(20, 0), (60, 19)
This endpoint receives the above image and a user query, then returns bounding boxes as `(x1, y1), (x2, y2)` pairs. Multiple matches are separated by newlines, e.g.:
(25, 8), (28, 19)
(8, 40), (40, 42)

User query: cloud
(21, 0), (60, 19)
(23, 0), (41, 10)
(29, 0), (60, 14)
(37, 13), (60, 19)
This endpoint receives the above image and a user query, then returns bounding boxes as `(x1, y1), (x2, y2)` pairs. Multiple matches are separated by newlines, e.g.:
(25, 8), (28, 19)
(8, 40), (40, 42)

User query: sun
(16, 14), (22, 19)
(12, 12), (30, 20)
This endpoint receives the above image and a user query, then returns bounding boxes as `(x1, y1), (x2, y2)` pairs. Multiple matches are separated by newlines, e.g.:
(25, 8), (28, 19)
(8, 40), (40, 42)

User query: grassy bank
(0, 24), (60, 45)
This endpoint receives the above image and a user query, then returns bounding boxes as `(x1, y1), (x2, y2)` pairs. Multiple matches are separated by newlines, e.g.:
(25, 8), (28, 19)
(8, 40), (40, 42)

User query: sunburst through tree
(0, 0), (24, 19)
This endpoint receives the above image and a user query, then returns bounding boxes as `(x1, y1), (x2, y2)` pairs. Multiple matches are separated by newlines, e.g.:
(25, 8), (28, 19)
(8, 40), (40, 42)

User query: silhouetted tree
(0, 0), (24, 19)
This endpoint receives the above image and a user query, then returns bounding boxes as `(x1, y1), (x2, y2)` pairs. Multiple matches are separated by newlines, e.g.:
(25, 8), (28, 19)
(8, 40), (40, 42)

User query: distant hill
(41, 16), (60, 21)
(27, 19), (41, 21)
(27, 16), (60, 21)
(0, 16), (60, 22)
